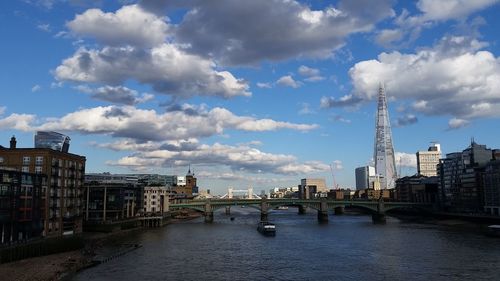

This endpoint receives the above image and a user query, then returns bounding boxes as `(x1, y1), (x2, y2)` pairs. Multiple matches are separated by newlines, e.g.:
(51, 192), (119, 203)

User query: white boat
(486, 225), (500, 237)
(276, 206), (289, 210)
(257, 221), (276, 236)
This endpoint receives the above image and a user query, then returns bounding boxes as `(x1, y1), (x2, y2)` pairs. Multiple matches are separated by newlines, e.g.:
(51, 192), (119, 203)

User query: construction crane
(330, 164), (339, 190)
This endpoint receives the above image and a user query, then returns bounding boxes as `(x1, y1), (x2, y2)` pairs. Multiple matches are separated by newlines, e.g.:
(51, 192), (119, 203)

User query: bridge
(170, 198), (433, 223)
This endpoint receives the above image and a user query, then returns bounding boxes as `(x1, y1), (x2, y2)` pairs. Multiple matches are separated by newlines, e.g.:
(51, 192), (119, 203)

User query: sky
(1, 0), (500, 195)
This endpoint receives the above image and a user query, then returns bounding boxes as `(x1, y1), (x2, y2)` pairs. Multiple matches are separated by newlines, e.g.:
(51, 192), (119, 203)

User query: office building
(484, 160), (500, 216)
(355, 166), (376, 190)
(438, 141), (493, 213)
(417, 143), (441, 177)
(34, 131), (71, 153)
(299, 178), (327, 199)
(373, 84), (397, 189)
(0, 135), (86, 237)
(84, 180), (143, 222)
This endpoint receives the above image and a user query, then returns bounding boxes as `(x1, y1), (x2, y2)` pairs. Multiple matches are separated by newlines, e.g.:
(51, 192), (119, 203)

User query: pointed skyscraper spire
(374, 83), (397, 189)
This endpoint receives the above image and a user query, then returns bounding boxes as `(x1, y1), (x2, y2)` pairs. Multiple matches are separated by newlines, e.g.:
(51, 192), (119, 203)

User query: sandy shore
(0, 212), (203, 281)
(0, 249), (90, 281)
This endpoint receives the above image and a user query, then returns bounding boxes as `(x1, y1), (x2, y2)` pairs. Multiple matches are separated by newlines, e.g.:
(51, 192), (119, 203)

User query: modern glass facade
(34, 131), (71, 152)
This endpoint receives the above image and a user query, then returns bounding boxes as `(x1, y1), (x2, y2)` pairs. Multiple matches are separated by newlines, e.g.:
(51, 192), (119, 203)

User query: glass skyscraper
(34, 131), (71, 152)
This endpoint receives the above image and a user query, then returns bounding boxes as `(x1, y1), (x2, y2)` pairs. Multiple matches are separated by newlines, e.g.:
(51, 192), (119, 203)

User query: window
(22, 166), (29, 173)
(36, 156), (43, 165)
(23, 156), (30, 165)
(35, 166), (42, 174)
(0, 156), (4, 164)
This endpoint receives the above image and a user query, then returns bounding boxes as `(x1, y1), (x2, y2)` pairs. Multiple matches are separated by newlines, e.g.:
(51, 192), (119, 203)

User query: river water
(74, 208), (500, 281)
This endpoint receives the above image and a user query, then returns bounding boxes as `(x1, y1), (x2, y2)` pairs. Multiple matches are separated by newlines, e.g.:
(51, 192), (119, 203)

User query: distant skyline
(1, 0), (500, 194)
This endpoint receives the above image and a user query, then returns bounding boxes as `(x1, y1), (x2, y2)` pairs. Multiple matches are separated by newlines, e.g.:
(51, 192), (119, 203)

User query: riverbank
(0, 211), (203, 281)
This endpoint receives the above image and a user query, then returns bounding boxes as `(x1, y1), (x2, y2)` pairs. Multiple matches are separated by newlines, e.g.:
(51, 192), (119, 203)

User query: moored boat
(257, 221), (276, 236)
(485, 225), (500, 237)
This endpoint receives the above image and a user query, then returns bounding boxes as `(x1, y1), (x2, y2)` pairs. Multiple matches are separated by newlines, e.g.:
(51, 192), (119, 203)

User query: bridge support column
(298, 205), (307, 215)
(204, 200), (213, 223)
(204, 212), (214, 223)
(260, 198), (269, 222)
(334, 206), (344, 215)
(317, 200), (328, 223)
(225, 206), (231, 215)
(371, 213), (386, 223)
(372, 197), (386, 224)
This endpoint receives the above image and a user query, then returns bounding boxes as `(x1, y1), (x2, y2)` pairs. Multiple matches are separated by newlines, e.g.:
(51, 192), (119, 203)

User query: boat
(276, 206), (289, 210)
(485, 225), (500, 237)
(257, 221), (276, 236)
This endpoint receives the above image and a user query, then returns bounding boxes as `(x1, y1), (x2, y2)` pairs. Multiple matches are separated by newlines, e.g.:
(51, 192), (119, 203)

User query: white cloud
(36, 105), (318, 141)
(75, 85), (154, 105)
(395, 152), (417, 168)
(349, 36), (500, 122)
(256, 82), (272, 89)
(37, 23), (51, 32)
(31, 85), (41, 92)
(67, 4), (169, 48)
(172, 0), (395, 65)
(375, 0), (499, 47)
(417, 0), (499, 21)
(276, 75), (302, 88)
(448, 118), (470, 129)
(298, 65), (325, 82)
(55, 44), (250, 99)
(106, 142), (329, 175)
(299, 103), (315, 115)
(0, 114), (36, 131)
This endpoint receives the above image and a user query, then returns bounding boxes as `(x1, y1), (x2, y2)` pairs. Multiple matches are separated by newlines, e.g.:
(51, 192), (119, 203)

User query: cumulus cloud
(349, 35), (500, 126)
(320, 95), (362, 108)
(0, 114), (36, 131)
(36, 105), (318, 142)
(256, 82), (272, 89)
(106, 142), (330, 175)
(31, 85), (41, 92)
(277, 75), (302, 88)
(395, 152), (417, 168)
(67, 4), (169, 48)
(55, 44), (250, 99)
(171, 0), (395, 65)
(448, 118), (470, 130)
(298, 65), (325, 82)
(75, 85), (153, 105)
(375, 0), (499, 47)
(394, 114), (418, 127)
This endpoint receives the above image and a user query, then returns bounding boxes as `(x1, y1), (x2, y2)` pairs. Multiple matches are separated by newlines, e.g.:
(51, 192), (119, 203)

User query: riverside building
(416, 143), (441, 177)
(0, 135), (86, 237)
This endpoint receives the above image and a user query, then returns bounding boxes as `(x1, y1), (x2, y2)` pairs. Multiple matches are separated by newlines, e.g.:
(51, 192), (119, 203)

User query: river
(74, 208), (500, 281)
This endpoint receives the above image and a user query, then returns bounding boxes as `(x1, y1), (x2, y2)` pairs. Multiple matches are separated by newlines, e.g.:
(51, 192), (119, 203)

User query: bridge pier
(261, 198), (269, 222)
(334, 206), (344, 215)
(371, 213), (386, 224)
(317, 200), (328, 223)
(204, 212), (214, 223)
(298, 205), (307, 215)
(372, 197), (386, 224)
(204, 200), (213, 223)
(225, 206), (231, 215)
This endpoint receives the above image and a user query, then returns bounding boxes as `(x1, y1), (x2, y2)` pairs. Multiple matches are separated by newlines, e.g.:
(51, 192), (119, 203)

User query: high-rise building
(1, 136), (85, 238)
(355, 166), (376, 190)
(416, 143), (441, 177)
(373, 84), (397, 189)
(299, 178), (327, 199)
(483, 160), (500, 216)
(438, 141), (493, 213)
(34, 131), (71, 153)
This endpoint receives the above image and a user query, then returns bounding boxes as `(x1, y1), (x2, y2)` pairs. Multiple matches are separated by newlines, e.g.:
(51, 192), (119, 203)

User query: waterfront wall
(0, 236), (84, 264)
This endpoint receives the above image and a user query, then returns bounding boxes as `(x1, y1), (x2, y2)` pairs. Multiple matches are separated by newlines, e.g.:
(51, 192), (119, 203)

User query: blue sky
(1, 0), (500, 194)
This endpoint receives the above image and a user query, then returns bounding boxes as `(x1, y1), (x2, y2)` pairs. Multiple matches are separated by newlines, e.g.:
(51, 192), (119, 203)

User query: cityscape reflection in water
(74, 208), (500, 281)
